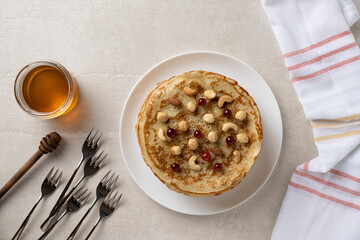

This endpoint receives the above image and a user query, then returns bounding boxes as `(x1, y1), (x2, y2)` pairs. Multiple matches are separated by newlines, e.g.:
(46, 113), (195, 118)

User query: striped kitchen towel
(262, 0), (360, 239)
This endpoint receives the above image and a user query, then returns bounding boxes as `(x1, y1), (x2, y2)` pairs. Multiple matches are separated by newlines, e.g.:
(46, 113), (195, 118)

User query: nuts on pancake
(233, 150), (241, 163)
(237, 133), (249, 143)
(168, 97), (182, 106)
(187, 101), (196, 112)
(156, 112), (169, 122)
(188, 138), (198, 150)
(183, 87), (197, 96)
(188, 156), (201, 171)
(136, 70), (263, 197)
(207, 131), (218, 142)
(157, 129), (167, 142)
(235, 110), (246, 121)
(222, 122), (238, 132)
(210, 147), (223, 156)
(170, 146), (181, 155)
(204, 90), (216, 99)
(178, 120), (189, 131)
(218, 95), (233, 108)
(203, 114), (215, 123)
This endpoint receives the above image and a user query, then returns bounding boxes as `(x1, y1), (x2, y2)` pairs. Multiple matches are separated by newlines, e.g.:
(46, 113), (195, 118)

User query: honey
(14, 60), (78, 119)
(22, 66), (68, 113)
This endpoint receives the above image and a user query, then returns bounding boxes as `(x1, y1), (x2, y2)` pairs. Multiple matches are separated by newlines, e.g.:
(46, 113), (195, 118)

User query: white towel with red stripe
(262, 0), (360, 239)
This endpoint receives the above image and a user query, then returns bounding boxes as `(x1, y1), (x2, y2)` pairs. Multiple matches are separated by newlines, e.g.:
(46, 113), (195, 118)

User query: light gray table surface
(1, 1), (360, 239)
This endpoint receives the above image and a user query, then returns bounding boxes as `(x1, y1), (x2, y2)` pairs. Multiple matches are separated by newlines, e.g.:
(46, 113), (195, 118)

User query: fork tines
(46, 167), (62, 187)
(86, 128), (102, 148)
(101, 171), (119, 190)
(104, 191), (122, 210)
(73, 187), (91, 205)
(90, 151), (107, 168)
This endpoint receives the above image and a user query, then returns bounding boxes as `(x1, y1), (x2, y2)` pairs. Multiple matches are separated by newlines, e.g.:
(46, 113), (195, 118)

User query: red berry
(224, 109), (232, 118)
(198, 98), (206, 106)
(194, 130), (202, 138)
(167, 128), (177, 138)
(171, 163), (181, 172)
(201, 152), (211, 161)
(214, 163), (222, 171)
(226, 136), (235, 145)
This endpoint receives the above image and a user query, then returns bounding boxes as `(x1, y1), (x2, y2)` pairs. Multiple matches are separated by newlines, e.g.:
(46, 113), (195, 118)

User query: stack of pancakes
(136, 70), (262, 197)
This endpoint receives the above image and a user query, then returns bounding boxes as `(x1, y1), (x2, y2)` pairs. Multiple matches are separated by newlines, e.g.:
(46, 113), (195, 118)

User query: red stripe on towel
(284, 30), (351, 58)
(287, 42), (357, 71)
(329, 169), (360, 183)
(292, 55), (360, 82)
(289, 181), (360, 211)
(304, 162), (309, 171)
(294, 170), (360, 196)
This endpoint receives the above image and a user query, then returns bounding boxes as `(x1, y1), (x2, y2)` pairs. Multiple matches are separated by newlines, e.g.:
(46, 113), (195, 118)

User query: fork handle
(41, 157), (85, 231)
(42, 175), (85, 232)
(85, 217), (101, 240)
(67, 199), (98, 240)
(61, 175), (85, 209)
(12, 196), (42, 240)
(38, 211), (66, 240)
(51, 157), (85, 213)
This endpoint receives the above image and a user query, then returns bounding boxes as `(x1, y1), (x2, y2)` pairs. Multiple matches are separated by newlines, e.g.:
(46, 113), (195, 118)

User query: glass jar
(14, 60), (78, 119)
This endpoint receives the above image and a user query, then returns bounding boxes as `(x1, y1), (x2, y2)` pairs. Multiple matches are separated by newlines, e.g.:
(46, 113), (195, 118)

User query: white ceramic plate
(120, 51), (283, 215)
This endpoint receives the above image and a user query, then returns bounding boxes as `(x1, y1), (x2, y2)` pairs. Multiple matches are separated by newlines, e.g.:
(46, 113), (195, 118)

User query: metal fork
(61, 151), (106, 201)
(12, 167), (62, 240)
(40, 128), (101, 231)
(50, 151), (105, 217)
(67, 170), (118, 240)
(85, 191), (122, 240)
(38, 187), (91, 240)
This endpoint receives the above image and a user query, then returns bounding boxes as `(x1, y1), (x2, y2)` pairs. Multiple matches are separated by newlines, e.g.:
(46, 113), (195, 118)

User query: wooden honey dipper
(0, 132), (61, 200)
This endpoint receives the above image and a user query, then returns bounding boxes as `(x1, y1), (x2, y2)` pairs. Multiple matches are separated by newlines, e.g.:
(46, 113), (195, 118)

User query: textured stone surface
(0, 1), (359, 239)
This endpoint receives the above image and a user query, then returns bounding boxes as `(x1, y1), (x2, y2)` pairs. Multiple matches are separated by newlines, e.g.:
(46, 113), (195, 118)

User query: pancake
(136, 70), (262, 197)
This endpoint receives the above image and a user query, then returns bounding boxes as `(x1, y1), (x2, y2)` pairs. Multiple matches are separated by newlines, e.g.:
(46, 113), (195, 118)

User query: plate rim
(119, 50), (283, 215)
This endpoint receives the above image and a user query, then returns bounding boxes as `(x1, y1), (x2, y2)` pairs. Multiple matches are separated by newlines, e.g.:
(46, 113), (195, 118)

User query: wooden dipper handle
(0, 132), (61, 200)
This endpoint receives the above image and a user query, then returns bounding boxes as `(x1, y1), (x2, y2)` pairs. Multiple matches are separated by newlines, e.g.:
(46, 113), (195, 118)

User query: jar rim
(14, 60), (77, 119)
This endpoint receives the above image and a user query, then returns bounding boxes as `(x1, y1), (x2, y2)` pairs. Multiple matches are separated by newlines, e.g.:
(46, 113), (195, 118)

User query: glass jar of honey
(14, 60), (78, 119)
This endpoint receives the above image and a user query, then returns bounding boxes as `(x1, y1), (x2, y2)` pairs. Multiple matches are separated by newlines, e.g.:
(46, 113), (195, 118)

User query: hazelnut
(235, 110), (246, 121)
(203, 114), (215, 123)
(187, 101), (196, 112)
(237, 133), (249, 143)
(188, 138), (198, 150)
(204, 90), (216, 100)
(207, 131), (218, 142)
(178, 121), (189, 131)
(156, 112), (169, 122)
(170, 146), (181, 155)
